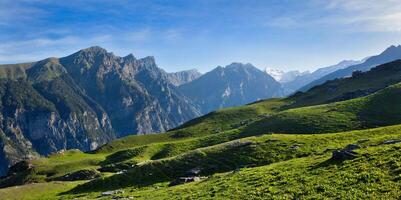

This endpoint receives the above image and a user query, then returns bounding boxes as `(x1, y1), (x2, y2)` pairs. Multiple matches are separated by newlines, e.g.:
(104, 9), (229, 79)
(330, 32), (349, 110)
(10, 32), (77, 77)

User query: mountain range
(0, 47), (285, 175)
(266, 60), (362, 95)
(265, 45), (401, 96)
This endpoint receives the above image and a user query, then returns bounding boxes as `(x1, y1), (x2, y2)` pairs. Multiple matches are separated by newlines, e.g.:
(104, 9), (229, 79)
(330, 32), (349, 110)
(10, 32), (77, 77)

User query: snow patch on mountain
(265, 68), (309, 83)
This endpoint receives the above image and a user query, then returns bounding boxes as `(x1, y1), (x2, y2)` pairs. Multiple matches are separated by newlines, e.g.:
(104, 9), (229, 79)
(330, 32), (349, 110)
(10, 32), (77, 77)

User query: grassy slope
(0, 182), (81, 200)
(95, 98), (288, 153)
(2, 124), (400, 199)
(246, 82), (401, 134)
(126, 144), (401, 200)
(32, 150), (106, 179)
(69, 124), (401, 193)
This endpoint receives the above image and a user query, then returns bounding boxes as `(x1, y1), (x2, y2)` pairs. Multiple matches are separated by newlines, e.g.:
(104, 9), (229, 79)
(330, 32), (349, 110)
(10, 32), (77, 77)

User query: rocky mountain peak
(381, 44), (401, 56)
(81, 46), (108, 54)
(123, 53), (137, 62)
(225, 62), (255, 70)
(139, 56), (156, 66)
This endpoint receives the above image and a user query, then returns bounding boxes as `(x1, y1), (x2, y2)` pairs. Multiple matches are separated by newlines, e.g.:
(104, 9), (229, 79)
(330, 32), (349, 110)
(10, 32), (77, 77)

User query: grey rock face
(166, 69), (202, 86)
(0, 76), (115, 175)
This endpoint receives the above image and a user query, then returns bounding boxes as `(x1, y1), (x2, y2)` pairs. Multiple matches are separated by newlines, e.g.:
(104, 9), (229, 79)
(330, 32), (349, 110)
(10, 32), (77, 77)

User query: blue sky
(1, 0), (401, 72)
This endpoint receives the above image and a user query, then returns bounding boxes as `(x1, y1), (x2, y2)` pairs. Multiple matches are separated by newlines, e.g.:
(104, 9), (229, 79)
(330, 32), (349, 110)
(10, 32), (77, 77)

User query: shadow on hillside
(309, 158), (345, 170)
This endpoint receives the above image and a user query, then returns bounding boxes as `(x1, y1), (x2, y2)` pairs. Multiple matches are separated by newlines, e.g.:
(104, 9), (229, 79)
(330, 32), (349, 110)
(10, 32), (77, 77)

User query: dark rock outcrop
(331, 144), (360, 161)
(380, 139), (401, 145)
(169, 176), (202, 186)
(331, 150), (358, 161)
(52, 169), (100, 181)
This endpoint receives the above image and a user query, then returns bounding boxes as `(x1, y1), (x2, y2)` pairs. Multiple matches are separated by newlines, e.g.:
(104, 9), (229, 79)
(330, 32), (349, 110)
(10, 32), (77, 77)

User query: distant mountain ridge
(179, 63), (284, 113)
(281, 60), (362, 95)
(301, 45), (401, 91)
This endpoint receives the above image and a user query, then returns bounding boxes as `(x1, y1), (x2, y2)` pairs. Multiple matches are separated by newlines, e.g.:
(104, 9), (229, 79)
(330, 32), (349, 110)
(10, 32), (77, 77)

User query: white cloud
(318, 0), (401, 32)
(0, 36), (83, 63)
(263, 0), (401, 33)
(324, 0), (397, 11)
(0, 0), (47, 26)
(0, 26), (188, 64)
(265, 17), (299, 28)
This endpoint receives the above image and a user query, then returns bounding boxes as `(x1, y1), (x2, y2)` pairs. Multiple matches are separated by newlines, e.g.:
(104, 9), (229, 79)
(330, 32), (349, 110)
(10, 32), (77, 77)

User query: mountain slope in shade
(0, 46), (201, 175)
(166, 69), (202, 86)
(179, 63), (284, 113)
(282, 60), (361, 95)
(0, 57), (116, 175)
(301, 45), (401, 92)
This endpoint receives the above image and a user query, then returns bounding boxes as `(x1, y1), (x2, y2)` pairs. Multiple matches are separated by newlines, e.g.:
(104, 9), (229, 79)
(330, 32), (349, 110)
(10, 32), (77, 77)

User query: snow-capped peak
(265, 68), (285, 82)
(265, 67), (310, 83)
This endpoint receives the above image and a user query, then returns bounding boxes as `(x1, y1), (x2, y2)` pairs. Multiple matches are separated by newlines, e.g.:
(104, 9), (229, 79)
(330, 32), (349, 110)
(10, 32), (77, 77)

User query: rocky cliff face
(0, 76), (115, 175)
(0, 47), (201, 175)
(166, 69), (202, 86)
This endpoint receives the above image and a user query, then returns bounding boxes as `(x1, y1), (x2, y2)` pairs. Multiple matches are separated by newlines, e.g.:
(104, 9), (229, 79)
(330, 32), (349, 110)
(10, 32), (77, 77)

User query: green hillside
(2, 124), (401, 199)
(121, 143), (401, 199)
(246, 82), (401, 134)
(72, 124), (401, 193)
(95, 98), (288, 153)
